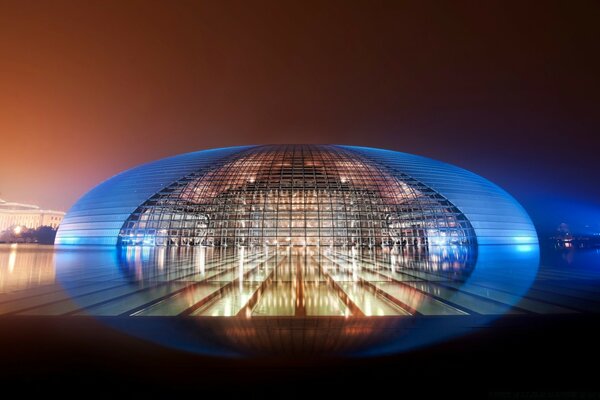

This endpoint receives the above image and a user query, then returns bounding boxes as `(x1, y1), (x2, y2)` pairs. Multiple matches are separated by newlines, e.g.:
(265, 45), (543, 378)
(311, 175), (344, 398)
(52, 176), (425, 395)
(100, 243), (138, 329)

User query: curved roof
(342, 146), (537, 245)
(56, 145), (537, 245)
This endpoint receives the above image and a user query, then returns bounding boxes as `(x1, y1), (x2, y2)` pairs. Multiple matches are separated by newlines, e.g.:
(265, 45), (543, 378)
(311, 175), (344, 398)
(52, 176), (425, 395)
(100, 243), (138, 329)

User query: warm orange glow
(0, 245), (56, 293)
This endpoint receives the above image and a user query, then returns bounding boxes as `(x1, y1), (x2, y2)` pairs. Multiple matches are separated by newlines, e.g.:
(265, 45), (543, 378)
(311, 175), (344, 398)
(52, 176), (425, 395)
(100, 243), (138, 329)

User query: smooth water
(1, 243), (598, 356)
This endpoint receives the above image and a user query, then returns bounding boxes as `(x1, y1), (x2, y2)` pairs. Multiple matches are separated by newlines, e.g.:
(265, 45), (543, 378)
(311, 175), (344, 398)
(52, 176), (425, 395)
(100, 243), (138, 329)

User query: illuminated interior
(23, 144), (544, 352)
(118, 145), (476, 247)
(51, 144), (540, 322)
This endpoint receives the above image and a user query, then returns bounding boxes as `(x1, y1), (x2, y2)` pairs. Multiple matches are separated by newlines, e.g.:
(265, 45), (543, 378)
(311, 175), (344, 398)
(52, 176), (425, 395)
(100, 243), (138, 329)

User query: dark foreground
(1, 314), (599, 397)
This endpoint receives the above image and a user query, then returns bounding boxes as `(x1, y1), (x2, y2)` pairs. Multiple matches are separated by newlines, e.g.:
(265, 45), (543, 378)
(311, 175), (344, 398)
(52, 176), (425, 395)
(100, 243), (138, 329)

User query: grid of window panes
(118, 145), (476, 247)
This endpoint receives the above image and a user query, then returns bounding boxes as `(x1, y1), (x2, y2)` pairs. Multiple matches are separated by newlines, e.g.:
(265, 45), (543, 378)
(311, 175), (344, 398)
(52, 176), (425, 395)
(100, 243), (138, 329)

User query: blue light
(516, 244), (535, 252)
(513, 236), (538, 244)
(57, 144), (539, 248)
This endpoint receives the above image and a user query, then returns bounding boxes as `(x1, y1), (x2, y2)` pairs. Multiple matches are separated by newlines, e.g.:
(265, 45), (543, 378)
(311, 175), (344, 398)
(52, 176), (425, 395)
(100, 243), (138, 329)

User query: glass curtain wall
(118, 145), (475, 247)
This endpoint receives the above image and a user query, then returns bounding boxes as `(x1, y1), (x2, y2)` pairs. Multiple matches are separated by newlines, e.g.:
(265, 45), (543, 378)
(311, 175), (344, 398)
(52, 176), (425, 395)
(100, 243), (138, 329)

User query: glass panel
(117, 145), (476, 248)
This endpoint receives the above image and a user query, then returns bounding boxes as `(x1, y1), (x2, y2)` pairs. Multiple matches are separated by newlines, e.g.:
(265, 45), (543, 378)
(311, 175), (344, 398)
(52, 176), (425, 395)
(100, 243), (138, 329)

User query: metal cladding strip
(55, 146), (255, 245)
(340, 145), (538, 245)
(57, 144), (538, 246)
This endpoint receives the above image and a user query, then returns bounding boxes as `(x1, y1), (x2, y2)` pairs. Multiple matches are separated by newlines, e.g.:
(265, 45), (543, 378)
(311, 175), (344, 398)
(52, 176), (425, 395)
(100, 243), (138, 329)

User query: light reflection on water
(541, 245), (600, 270)
(0, 243), (548, 317)
(6, 242), (599, 356)
(0, 244), (56, 293)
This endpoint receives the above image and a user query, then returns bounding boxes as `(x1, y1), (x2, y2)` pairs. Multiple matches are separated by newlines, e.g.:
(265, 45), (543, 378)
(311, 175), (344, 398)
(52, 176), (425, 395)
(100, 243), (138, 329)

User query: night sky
(1, 0), (599, 235)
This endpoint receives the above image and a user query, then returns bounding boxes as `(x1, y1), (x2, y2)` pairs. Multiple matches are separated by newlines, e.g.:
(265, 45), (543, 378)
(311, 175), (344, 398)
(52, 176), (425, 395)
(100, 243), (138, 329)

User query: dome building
(53, 145), (539, 355)
(56, 145), (537, 247)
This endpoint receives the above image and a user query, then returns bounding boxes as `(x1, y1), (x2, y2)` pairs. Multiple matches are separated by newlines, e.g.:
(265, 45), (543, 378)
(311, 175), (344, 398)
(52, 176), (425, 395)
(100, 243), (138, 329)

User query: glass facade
(56, 145), (538, 247)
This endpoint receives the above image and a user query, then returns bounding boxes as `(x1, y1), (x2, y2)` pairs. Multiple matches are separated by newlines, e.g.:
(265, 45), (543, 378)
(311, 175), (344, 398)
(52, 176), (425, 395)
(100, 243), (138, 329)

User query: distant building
(0, 199), (65, 231)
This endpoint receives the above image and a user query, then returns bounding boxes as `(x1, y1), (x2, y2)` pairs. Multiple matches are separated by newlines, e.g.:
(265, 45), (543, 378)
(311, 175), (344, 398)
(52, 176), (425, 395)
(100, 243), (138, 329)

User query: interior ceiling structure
(118, 145), (475, 247)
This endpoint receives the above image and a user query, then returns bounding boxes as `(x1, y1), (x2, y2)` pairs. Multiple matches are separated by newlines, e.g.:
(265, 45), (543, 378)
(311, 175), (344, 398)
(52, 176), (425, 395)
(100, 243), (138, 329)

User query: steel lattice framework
(117, 145), (475, 247)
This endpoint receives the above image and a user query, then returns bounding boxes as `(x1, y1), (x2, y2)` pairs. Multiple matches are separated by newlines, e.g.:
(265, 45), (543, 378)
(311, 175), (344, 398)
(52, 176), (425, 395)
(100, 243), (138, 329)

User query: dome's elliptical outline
(56, 144), (537, 247)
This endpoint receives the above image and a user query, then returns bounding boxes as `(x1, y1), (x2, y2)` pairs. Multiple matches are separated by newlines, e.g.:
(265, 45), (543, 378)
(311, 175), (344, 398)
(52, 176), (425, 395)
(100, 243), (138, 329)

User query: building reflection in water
(108, 244), (478, 318)
(0, 243), (542, 356)
(0, 244), (56, 293)
(54, 243), (538, 355)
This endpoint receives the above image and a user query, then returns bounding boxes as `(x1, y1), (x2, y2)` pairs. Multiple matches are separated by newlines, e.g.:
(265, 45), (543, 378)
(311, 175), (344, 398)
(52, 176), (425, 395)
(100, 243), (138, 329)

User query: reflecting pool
(2, 243), (598, 356)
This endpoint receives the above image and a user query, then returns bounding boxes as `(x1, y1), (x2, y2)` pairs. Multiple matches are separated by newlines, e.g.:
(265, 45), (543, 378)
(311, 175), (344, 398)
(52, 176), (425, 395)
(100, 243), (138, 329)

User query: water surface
(1, 243), (597, 355)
